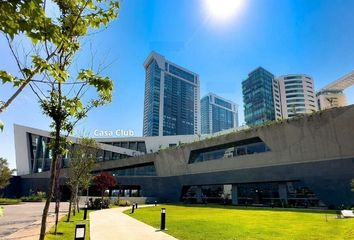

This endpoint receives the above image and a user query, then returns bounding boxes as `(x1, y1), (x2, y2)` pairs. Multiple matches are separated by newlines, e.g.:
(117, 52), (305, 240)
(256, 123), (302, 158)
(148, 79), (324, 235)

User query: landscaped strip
(125, 204), (354, 240)
(0, 198), (21, 205)
(45, 209), (93, 240)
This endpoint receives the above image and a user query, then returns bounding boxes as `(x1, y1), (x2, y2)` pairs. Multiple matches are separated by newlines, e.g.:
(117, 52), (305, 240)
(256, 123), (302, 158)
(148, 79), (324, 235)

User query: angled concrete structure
(317, 70), (354, 110)
(11, 105), (354, 207)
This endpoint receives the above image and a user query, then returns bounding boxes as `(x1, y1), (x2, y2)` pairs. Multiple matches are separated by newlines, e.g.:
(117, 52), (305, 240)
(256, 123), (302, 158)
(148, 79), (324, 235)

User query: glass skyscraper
(242, 67), (275, 126)
(201, 93), (238, 134)
(143, 52), (200, 136)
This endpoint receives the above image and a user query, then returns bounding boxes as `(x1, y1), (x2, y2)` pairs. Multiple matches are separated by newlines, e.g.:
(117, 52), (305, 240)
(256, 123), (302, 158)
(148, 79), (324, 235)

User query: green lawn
(125, 204), (354, 240)
(45, 209), (93, 240)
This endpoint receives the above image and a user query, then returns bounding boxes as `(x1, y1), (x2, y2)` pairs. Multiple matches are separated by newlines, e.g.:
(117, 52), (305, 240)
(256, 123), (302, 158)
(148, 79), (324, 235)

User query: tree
(0, 1), (119, 239)
(290, 104), (298, 117)
(0, 157), (15, 190)
(93, 171), (116, 208)
(66, 138), (98, 223)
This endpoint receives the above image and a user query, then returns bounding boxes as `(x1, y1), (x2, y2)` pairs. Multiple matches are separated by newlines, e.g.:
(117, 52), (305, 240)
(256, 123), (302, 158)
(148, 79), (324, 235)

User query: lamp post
(83, 204), (88, 220)
(160, 208), (166, 230)
(131, 204), (135, 213)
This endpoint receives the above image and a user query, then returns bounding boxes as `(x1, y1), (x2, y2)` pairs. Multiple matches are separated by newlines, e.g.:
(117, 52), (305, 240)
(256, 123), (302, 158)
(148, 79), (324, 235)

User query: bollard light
(75, 223), (86, 240)
(131, 204), (135, 214)
(83, 206), (88, 220)
(160, 208), (166, 230)
(155, 200), (157, 206)
(135, 203), (138, 209)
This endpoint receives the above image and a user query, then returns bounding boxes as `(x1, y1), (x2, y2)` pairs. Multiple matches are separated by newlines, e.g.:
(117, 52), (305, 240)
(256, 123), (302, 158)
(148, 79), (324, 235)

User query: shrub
(88, 198), (110, 209)
(0, 198), (21, 205)
(115, 199), (131, 206)
(21, 192), (46, 202)
(118, 200), (132, 206)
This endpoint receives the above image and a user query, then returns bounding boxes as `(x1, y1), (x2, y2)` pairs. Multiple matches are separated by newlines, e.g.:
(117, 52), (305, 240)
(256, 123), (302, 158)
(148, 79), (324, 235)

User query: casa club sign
(93, 129), (135, 137)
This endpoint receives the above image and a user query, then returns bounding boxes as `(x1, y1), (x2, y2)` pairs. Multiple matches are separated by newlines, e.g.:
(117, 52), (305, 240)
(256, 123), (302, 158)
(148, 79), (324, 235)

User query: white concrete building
(14, 124), (199, 176)
(274, 74), (317, 119)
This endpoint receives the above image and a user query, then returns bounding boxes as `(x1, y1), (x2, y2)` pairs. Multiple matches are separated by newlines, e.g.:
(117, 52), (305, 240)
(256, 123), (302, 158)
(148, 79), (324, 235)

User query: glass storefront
(181, 181), (323, 208)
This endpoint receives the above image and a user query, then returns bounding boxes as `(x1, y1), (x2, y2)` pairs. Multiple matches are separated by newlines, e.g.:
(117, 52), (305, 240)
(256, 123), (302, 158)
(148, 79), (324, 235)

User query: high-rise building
(143, 52), (200, 136)
(242, 67), (275, 126)
(201, 93), (238, 134)
(274, 74), (317, 119)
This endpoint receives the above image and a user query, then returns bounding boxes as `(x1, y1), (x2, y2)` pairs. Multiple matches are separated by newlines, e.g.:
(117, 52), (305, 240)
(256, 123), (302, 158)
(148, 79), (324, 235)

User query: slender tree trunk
(54, 197), (60, 234)
(73, 185), (77, 216)
(67, 191), (73, 222)
(54, 157), (62, 234)
(73, 198), (76, 216)
(76, 185), (80, 213)
(39, 122), (61, 240)
(101, 191), (104, 210)
(86, 187), (89, 205)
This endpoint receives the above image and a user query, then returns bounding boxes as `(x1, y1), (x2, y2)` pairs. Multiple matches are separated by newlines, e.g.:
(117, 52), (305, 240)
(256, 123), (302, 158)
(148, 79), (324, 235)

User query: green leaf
(0, 70), (15, 84)
(0, 120), (4, 132)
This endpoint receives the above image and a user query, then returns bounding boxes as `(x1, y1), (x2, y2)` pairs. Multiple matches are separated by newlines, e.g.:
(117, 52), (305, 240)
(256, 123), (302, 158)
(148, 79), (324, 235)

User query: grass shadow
(164, 203), (336, 214)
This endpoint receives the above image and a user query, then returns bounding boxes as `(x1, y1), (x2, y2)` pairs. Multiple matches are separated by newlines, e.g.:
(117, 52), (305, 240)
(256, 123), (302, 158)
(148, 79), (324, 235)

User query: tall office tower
(316, 70), (354, 110)
(143, 52), (200, 136)
(242, 67), (275, 126)
(275, 74), (317, 119)
(201, 93), (238, 134)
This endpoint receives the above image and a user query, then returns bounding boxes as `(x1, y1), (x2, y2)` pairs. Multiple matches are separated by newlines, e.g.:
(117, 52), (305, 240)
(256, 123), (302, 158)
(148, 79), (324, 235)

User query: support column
(278, 183), (288, 205)
(195, 187), (203, 203)
(231, 184), (238, 205)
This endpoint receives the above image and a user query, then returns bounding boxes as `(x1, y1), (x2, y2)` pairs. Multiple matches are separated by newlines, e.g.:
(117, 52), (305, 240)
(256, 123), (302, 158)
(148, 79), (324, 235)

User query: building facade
(11, 105), (354, 207)
(274, 74), (317, 119)
(242, 67), (275, 126)
(317, 90), (347, 110)
(201, 93), (238, 134)
(14, 124), (198, 176)
(316, 70), (354, 110)
(143, 52), (200, 136)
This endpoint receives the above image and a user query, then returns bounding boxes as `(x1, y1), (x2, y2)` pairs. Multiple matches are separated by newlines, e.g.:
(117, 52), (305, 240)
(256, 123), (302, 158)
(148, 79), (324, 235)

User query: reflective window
(189, 137), (270, 164)
(168, 64), (195, 83)
(28, 133), (130, 173)
(111, 163), (156, 176)
(284, 80), (303, 85)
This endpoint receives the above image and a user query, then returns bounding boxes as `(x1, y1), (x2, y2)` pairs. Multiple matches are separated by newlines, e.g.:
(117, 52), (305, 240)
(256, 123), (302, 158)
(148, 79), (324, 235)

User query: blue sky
(1, 0), (354, 170)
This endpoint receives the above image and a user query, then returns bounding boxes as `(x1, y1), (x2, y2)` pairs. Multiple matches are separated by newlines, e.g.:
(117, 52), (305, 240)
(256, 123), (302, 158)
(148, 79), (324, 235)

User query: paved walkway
(0, 202), (69, 240)
(90, 205), (177, 240)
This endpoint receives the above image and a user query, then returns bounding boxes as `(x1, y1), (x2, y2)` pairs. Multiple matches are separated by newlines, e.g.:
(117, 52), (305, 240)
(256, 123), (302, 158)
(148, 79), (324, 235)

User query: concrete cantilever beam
(319, 70), (354, 92)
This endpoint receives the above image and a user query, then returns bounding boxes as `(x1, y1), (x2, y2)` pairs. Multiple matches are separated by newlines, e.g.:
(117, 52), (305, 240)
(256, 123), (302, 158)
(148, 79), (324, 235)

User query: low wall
(78, 196), (159, 205)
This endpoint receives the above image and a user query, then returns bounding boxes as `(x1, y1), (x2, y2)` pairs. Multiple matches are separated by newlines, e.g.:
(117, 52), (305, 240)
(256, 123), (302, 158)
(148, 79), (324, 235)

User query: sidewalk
(90, 205), (177, 240)
(0, 202), (69, 240)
